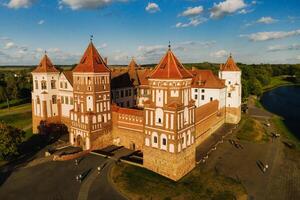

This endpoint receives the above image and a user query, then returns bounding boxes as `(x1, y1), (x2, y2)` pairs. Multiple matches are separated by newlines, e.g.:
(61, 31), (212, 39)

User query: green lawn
(263, 76), (293, 91)
(272, 116), (300, 149)
(0, 103), (33, 140)
(111, 163), (246, 200)
(236, 116), (269, 143)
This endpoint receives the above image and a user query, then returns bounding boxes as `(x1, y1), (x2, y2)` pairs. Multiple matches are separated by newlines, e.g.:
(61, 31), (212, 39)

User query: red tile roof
(73, 42), (110, 73)
(195, 100), (219, 122)
(112, 104), (144, 117)
(190, 69), (225, 89)
(137, 69), (151, 86)
(32, 54), (59, 73)
(220, 55), (240, 71)
(62, 71), (73, 86)
(149, 49), (193, 79)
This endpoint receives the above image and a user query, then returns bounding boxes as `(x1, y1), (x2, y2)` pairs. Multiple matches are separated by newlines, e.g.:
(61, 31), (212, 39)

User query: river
(260, 85), (300, 139)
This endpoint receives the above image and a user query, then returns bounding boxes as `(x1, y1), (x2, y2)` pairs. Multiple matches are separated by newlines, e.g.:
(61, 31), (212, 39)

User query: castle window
(194, 94), (198, 99)
(61, 96), (64, 104)
(65, 82), (68, 89)
(201, 89), (205, 93)
(228, 93), (231, 98)
(36, 96), (40, 104)
(121, 90), (124, 98)
(154, 136), (158, 144)
(65, 96), (69, 104)
(210, 97), (213, 101)
(60, 82), (63, 88)
(195, 89), (198, 92)
(70, 97), (74, 105)
(52, 95), (57, 104)
(35, 80), (38, 89)
(228, 81), (231, 84)
(41, 81), (47, 90)
(162, 138), (166, 145)
(158, 118), (161, 123)
(125, 90), (128, 97)
(51, 80), (56, 89)
(201, 95), (205, 100)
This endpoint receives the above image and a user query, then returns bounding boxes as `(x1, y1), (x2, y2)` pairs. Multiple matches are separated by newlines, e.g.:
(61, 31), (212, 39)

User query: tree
(241, 79), (249, 100)
(0, 122), (25, 160)
(249, 78), (263, 96)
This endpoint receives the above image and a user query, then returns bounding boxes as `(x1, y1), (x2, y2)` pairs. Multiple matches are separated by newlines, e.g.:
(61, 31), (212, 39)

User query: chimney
(104, 57), (108, 65)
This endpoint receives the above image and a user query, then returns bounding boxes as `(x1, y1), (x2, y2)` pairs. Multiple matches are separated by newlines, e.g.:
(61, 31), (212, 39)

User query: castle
(31, 40), (241, 181)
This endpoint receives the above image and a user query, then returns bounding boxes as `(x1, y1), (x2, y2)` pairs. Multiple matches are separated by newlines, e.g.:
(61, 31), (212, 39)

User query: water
(260, 85), (300, 139)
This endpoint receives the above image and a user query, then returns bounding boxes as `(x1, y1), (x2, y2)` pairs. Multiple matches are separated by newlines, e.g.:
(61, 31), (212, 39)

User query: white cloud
(3, 42), (17, 49)
(98, 43), (108, 49)
(180, 6), (204, 17)
(241, 29), (300, 41)
(210, 0), (246, 19)
(6, 0), (36, 9)
(210, 50), (228, 58)
(238, 9), (253, 14)
(145, 2), (160, 13)
(257, 16), (277, 24)
(296, 55), (300, 60)
(267, 44), (300, 52)
(60, 0), (127, 10)
(38, 20), (45, 25)
(176, 17), (207, 28)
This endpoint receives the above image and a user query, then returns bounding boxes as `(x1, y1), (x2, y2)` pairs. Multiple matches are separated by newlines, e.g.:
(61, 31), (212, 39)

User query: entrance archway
(76, 135), (84, 148)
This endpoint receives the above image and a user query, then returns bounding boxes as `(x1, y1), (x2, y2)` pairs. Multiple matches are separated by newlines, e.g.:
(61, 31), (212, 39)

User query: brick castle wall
(143, 144), (196, 181)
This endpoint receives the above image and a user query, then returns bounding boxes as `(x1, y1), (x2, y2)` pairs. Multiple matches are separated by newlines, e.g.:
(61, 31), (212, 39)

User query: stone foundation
(225, 106), (241, 124)
(143, 145), (196, 181)
(90, 130), (113, 150)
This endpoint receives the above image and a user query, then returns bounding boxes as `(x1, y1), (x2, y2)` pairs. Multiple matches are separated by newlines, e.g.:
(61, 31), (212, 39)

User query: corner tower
(31, 54), (60, 133)
(70, 41), (112, 150)
(143, 47), (196, 181)
(219, 54), (242, 124)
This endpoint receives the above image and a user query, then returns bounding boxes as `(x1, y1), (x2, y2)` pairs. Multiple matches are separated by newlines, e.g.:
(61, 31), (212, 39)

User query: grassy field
(0, 103), (33, 140)
(111, 163), (246, 200)
(272, 116), (300, 149)
(263, 76), (294, 91)
(236, 116), (269, 143)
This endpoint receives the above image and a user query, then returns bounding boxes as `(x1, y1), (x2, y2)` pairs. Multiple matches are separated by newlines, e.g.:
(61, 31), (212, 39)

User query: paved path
(77, 147), (133, 200)
(196, 124), (235, 162)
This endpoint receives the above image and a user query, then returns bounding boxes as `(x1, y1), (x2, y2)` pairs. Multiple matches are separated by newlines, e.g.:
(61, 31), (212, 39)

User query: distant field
(263, 76), (294, 91)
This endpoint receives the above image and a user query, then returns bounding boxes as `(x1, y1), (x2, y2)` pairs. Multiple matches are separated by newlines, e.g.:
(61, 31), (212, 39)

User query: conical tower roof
(32, 54), (59, 73)
(220, 54), (240, 71)
(128, 58), (140, 86)
(149, 49), (193, 79)
(128, 58), (139, 72)
(73, 42), (110, 73)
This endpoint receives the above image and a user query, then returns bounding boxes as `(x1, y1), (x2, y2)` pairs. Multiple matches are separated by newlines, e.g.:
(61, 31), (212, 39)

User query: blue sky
(0, 0), (300, 65)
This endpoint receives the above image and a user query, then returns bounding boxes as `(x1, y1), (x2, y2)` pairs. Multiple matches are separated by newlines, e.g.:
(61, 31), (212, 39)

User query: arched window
(155, 108), (163, 125)
(160, 134), (167, 150)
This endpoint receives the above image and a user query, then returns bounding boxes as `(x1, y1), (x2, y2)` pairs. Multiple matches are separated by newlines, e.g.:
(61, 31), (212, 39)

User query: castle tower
(69, 41), (112, 150)
(218, 54), (241, 124)
(143, 47), (196, 181)
(31, 54), (60, 133)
